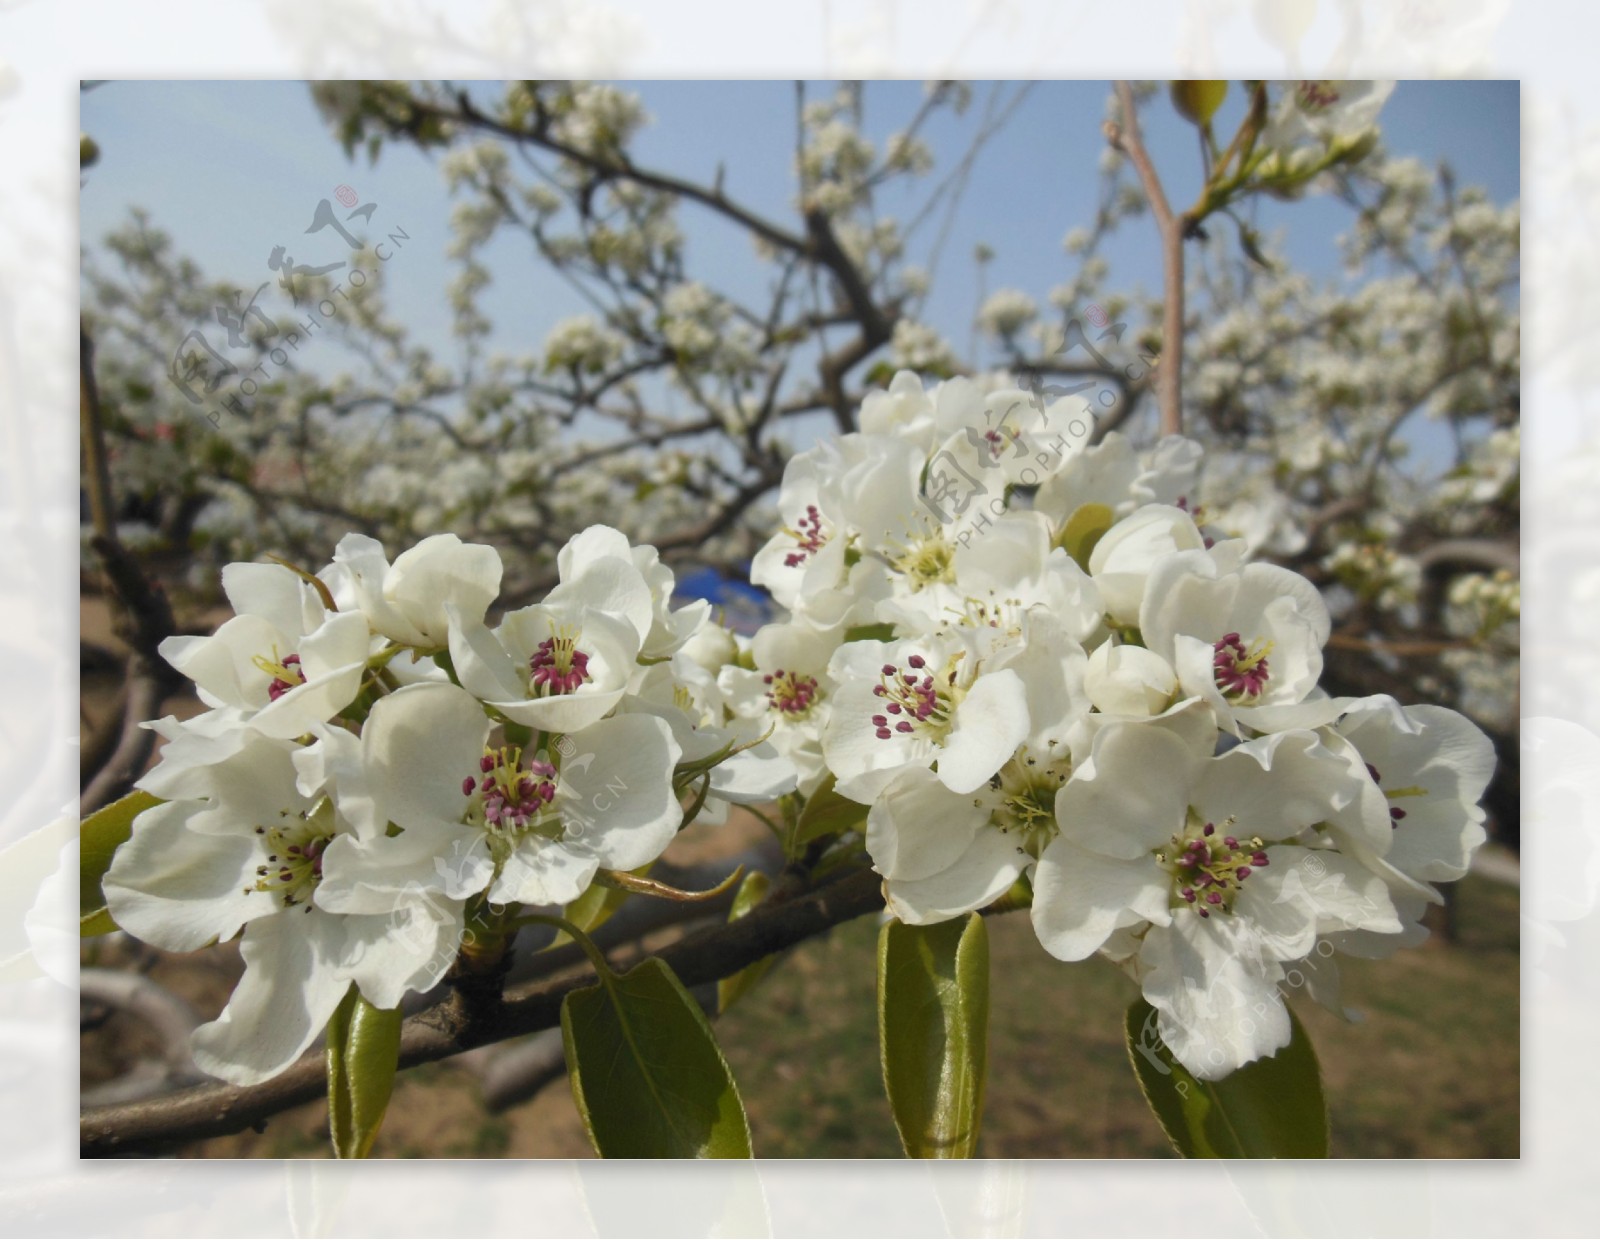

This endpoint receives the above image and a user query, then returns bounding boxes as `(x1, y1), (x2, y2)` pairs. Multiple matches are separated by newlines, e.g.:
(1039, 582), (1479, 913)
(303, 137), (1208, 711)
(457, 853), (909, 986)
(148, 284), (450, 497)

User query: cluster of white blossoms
(103, 527), (794, 1086)
(542, 314), (628, 375)
(746, 371), (1495, 1080)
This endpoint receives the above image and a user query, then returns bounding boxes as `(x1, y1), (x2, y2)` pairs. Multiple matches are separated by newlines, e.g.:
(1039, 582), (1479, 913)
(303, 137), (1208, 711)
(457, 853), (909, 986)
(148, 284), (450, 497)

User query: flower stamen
(1157, 814), (1269, 918)
(528, 626), (593, 696)
(764, 668), (821, 717)
(782, 505), (828, 568)
(870, 652), (960, 742)
(1212, 632), (1273, 702)
(467, 745), (559, 838)
(253, 650), (306, 702)
(247, 802), (335, 910)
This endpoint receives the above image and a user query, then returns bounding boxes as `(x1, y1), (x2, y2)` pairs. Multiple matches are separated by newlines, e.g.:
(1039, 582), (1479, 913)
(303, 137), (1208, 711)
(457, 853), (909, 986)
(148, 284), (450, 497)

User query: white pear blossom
(1035, 716), (1401, 1077)
(822, 631), (1029, 803)
(327, 532), (502, 649)
(105, 734), (461, 1085)
(448, 600), (642, 733)
(719, 619), (843, 796)
(1268, 80), (1396, 149)
(1083, 640), (1178, 717)
(552, 524), (710, 659)
(157, 562), (370, 740)
(318, 682), (684, 912)
(1139, 551), (1332, 734)
(1331, 696), (1495, 886)
(976, 289), (1039, 341)
(869, 612), (1090, 922)
(1086, 504), (1216, 627)
(623, 658), (796, 817)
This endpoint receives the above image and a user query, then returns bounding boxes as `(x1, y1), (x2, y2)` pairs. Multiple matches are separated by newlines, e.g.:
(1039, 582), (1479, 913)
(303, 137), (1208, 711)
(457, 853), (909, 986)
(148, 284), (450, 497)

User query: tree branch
(1106, 83), (1187, 439)
(80, 323), (183, 814)
(80, 865), (887, 1155)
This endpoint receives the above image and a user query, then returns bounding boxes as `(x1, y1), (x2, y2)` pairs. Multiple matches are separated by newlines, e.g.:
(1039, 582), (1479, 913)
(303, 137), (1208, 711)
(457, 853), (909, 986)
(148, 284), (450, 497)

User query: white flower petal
(160, 613), (284, 710)
(1031, 837), (1169, 961)
(547, 553), (654, 646)
(937, 669), (1029, 794)
(559, 713), (683, 872)
(447, 613), (526, 705)
(490, 840), (601, 908)
(866, 766), (987, 882)
(190, 910), (354, 1086)
(1056, 722), (1205, 860)
(344, 901), (465, 1008)
(222, 561), (314, 638)
(883, 828), (1028, 924)
(1236, 846), (1401, 960)
(707, 743), (799, 804)
(364, 683), (492, 835)
(1140, 915), (1292, 1081)
(387, 534), (503, 646)
(104, 801), (272, 951)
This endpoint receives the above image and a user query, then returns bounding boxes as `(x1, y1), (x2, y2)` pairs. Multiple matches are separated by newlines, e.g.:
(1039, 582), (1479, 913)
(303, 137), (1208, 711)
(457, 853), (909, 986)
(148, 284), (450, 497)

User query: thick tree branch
(80, 323), (182, 814)
(80, 865), (887, 1155)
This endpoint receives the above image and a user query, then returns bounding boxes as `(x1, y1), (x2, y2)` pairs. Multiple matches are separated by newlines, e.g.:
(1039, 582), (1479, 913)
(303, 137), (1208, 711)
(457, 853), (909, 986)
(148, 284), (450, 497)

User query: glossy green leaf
(717, 871), (775, 1014)
(789, 773), (869, 854)
(1124, 998), (1329, 1158)
(326, 986), (404, 1159)
(79, 789), (161, 937)
(1055, 502), (1115, 572)
(878, 913), (990, 1158)
(562, 955), (753, 1158)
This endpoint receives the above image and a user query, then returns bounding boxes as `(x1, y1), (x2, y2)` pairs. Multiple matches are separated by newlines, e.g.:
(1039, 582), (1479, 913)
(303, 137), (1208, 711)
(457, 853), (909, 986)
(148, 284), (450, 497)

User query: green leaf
(717, 871), (775, 1014)
(1236, 220), (1276, 271)
(842, 622), (896, 644)
(325, 986), (404, 1159)
(1124, 998), (1330, 1158)
(1054, 502), (1115, 572)
(79, 790), (161, 937)
(788, 773), (869, 854)
(878, 913), (990, 1158)
(562, 955), (753, 1158)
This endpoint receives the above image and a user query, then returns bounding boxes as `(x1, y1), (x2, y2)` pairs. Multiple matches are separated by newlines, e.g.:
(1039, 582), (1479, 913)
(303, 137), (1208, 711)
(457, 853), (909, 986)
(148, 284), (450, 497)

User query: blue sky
(80, 79), (1518, 429)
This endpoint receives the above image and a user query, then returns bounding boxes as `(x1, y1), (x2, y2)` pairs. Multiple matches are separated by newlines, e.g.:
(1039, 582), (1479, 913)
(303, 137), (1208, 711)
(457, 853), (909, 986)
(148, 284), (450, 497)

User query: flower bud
(1085, 642), (1178, 717)
(1170, 80), (1228, 127)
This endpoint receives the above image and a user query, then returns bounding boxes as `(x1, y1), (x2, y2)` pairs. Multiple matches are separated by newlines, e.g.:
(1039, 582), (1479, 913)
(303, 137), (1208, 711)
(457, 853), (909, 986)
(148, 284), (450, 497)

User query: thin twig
(1106, 82), (1187, 439)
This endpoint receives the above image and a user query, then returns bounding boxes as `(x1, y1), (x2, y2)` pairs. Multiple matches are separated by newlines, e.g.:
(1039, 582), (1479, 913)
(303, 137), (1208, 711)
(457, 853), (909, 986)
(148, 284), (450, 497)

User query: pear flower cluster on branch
(744, 371), (1494, 1079)
(102, 527), (794, 1086)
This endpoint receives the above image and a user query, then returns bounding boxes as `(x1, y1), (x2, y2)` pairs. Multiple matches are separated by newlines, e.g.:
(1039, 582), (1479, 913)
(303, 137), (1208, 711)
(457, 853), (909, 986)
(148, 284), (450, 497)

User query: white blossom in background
(551, 82), (648, 158)
(977, 289), (1039, 342)
(543, 315), (627, 374)
(889, 319), (958, 374)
